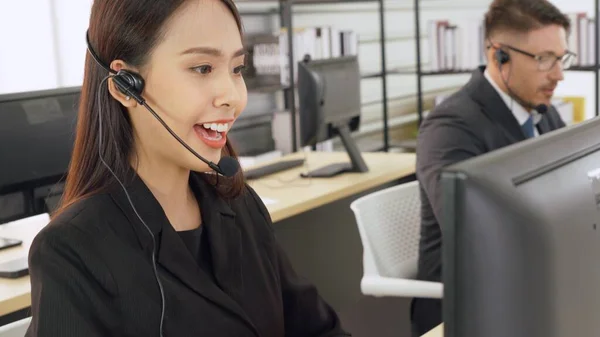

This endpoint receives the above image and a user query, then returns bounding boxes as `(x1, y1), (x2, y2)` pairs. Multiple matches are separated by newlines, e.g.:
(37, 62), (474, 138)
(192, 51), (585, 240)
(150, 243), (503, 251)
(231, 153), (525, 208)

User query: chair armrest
(361, 276), (443, 299)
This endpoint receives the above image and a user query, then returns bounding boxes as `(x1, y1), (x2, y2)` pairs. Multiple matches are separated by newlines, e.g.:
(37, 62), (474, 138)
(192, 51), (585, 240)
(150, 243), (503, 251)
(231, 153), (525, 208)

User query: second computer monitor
(441, 117), (600, 337)
(0, 87), (80, 221)
(297, 55), (368, 178)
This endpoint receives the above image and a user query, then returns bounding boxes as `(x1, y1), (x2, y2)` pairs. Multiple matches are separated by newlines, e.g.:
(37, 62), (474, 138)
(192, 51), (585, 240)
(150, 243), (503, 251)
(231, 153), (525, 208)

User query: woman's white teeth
(202, 123), (229, 132)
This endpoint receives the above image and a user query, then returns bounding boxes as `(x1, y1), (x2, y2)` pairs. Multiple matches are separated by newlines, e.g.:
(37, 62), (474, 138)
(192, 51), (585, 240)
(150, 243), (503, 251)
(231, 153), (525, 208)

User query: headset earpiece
(85, 30), (145, 104)
(112, 70), (145, 104)
(495, 49), (510, 65)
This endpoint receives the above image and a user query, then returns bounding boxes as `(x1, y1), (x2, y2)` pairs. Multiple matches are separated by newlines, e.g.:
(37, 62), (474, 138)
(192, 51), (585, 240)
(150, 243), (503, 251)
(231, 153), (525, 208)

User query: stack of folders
(427, 18), (486, 73)
(244, 27), (359, 87)
(566, 12), (596, 67)
(427, 12), (597, 72)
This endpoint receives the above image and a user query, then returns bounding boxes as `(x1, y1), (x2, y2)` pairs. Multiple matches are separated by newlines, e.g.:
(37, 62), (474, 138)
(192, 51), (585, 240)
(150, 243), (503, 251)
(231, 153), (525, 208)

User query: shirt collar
(483, 68), (541, 125)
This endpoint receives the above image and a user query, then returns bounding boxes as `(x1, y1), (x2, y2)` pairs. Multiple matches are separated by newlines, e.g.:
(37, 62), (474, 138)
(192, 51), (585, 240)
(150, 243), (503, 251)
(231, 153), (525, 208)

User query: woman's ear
(107, 59), (137, 108)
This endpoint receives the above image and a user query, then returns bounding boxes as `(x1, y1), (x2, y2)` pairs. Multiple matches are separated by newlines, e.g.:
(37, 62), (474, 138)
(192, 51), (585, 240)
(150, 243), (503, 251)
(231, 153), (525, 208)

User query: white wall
(0, 0), (92, 94)
(51, 0), (94, 88)
(0, 1), (58, 94)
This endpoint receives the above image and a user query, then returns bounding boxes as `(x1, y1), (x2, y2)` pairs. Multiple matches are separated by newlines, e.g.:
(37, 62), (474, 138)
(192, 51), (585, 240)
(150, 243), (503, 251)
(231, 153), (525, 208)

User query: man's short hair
(484, 0), (571, 39)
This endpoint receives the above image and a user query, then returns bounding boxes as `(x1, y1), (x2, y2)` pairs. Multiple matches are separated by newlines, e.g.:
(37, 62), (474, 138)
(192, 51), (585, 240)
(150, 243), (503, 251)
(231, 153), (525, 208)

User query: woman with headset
(25, 1), (350, 336)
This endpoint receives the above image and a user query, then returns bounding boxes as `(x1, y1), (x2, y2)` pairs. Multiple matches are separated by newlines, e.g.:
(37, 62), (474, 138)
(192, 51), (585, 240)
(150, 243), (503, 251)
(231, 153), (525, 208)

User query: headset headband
(85, 30), (116, 75)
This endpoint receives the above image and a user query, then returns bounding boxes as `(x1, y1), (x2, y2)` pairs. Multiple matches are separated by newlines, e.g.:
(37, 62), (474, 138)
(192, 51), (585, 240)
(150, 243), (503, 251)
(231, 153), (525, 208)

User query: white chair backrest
(351, 181), (421, 279)
(0, 317), (31, 337)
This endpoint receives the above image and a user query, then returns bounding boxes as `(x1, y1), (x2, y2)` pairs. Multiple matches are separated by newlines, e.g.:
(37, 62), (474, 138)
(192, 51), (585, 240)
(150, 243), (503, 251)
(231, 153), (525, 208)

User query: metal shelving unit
(239, 0), (390, 152)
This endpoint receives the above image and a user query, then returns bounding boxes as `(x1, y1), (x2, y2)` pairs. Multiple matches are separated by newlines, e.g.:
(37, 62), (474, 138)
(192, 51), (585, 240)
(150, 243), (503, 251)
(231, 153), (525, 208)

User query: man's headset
(85, 31), (240, 177)
(493, 46), (548, 114)
(86, 31), (240, 337)
(495, 48), (511, 66)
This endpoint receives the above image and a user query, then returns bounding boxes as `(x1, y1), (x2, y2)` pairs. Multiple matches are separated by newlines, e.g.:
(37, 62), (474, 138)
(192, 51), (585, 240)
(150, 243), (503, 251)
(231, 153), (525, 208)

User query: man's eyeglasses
(496, 44), (577, 71)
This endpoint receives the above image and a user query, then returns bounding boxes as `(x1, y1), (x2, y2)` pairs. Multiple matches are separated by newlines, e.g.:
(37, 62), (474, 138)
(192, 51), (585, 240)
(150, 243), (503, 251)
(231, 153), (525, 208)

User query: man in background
(413, 0), (572, 335)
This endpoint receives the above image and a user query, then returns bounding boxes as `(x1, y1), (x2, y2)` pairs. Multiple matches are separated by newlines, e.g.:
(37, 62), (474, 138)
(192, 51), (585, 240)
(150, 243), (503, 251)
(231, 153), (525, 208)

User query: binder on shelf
(559, 96), (586, 124)
(279, 26), (359, 86)
(567, 12), (596, 67)
(552, 98), (575, 125)
(244, 33), (283, 91)
(426, 18), (485, 73)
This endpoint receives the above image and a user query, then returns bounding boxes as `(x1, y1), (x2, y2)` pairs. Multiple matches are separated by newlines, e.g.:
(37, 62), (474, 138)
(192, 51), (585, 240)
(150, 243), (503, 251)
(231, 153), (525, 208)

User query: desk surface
(0, 214), (48, 316)
(423, 324), (443, 337)
(0, 151), (416, 317)
(248, 151), (416, 223)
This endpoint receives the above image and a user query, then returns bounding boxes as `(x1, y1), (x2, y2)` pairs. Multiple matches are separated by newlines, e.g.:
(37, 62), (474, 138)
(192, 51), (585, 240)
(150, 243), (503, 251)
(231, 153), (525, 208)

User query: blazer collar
(109, 172), (258, 335)
(465, 66), (527, 143)
(483, 68), (541, 126)
(108, 172), (166, 248)
(465, 66), (557, 141)
(108, 172), (236, 246)
(535, 109), (557, 135)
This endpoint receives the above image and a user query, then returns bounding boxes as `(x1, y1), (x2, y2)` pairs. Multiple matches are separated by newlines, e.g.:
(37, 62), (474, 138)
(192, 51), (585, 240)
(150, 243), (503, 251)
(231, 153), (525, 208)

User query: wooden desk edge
(268, 166), (415, 223)
(0, 292), (30, 316)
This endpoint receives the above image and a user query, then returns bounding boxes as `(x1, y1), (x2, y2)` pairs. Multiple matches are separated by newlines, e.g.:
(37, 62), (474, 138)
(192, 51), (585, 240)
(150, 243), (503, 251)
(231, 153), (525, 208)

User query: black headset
(85, 32), (146, 104)
(495, 48), (510, 65)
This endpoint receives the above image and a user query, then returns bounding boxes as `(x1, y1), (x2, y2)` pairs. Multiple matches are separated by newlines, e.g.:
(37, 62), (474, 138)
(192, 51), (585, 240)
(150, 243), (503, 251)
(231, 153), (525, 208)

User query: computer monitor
(297, 55), (368, 178)
(441, 117), (600, 337)
(227, 113), (275, 157)
(0, 87), (80, 218)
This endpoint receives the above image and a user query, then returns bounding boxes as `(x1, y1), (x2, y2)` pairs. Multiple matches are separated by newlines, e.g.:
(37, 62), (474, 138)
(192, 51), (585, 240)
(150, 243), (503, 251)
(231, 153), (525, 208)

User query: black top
(178, 226), (203, 265)
(177, 226), (217, 284)
(26, 172), (350, 337)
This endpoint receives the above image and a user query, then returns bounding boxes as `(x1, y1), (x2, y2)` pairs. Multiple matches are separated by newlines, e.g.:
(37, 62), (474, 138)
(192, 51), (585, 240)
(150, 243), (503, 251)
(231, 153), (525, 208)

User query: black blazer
(26, 172), (350, 337)
(416, 66), (566, 284)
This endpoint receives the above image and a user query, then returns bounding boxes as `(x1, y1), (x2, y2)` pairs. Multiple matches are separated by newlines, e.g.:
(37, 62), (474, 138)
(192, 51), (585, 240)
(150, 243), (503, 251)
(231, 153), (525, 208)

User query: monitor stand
(300, 124), (369, 178)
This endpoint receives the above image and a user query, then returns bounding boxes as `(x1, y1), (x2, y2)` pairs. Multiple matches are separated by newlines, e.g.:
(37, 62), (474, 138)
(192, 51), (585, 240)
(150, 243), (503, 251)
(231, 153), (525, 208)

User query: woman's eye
(233, 65), (246, 75)
(192, 65), (212, 74)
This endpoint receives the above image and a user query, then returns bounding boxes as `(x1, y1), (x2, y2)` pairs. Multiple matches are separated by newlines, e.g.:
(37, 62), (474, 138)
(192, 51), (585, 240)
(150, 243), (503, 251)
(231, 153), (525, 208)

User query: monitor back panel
(0, 87), (80, 193)
(442, 117), (600, 337)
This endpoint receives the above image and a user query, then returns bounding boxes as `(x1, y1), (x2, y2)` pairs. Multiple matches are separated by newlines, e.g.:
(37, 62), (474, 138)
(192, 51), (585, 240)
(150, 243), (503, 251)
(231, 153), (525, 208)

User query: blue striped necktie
(522, 115), (535, 138)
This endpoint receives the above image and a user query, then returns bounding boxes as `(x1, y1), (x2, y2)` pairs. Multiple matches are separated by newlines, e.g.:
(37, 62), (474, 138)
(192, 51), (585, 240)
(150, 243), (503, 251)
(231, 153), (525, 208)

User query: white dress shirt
(484, 69), (541, 137)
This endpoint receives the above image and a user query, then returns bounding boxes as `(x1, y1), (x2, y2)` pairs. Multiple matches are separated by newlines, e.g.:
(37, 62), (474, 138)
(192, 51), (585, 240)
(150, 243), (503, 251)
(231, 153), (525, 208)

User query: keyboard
(244, 159), (305, 180)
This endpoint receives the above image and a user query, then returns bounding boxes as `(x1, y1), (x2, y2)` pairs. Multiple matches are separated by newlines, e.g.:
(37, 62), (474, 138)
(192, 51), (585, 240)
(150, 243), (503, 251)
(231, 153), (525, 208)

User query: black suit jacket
(416, 66), (566, 284)
(26, 172), (350, 337)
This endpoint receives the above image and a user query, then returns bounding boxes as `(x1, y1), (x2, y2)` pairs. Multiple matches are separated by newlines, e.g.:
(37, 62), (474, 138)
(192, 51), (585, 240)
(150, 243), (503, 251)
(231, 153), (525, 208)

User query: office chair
(0, 317), (31, 337)
(350, 181), (442, 298)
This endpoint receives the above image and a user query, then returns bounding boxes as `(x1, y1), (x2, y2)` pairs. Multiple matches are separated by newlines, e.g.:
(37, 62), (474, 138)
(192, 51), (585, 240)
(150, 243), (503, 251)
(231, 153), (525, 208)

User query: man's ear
(107, 59), (137, 108)
(485, 47), (497, 67)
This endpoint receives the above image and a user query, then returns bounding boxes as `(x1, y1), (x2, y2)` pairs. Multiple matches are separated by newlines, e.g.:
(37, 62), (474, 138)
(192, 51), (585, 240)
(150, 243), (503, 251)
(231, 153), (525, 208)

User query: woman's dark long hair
(54, 0), (245, 218)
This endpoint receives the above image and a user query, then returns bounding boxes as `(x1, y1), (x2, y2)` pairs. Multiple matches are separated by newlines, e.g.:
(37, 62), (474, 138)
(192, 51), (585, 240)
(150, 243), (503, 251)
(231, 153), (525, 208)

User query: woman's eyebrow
(180, 46), (247, 58)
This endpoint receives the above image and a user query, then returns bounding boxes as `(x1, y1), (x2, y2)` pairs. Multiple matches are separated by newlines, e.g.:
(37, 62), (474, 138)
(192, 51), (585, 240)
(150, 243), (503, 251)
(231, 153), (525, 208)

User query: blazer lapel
(536, 106), (559, 135)
(157, 221), (257, 334)
(110, 172), (258, 336)
(191, 174), (246, 304)
(189, 173), (259, 335)
(466, 66), (526, 143)
(108, 173), (165, 254)
(204, 209), (244, 300)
